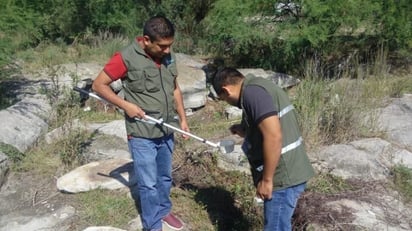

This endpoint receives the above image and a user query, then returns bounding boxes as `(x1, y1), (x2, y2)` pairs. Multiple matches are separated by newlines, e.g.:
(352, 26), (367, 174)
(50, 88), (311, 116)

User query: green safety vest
(120, 40), (179, 138)
(241, 75), (314, 190)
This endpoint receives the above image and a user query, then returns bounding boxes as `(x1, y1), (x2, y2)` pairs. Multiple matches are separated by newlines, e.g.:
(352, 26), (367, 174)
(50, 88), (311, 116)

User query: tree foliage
(0, 0), (410, 78)
(202, 0), (411, 74)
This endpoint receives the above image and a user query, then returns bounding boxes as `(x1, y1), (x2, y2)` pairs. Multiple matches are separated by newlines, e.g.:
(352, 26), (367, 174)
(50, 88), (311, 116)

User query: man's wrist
(262, 177), (273, 183)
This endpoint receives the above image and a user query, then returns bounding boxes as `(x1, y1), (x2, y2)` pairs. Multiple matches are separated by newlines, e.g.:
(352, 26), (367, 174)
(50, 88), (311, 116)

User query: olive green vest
(241, 75), (314, 190)
(120, 40), (179, 138)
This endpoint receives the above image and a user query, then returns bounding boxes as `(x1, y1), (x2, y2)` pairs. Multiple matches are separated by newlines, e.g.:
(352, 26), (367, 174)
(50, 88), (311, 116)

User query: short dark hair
(143, 16), (175, 42)
(212, 67), (244, 95)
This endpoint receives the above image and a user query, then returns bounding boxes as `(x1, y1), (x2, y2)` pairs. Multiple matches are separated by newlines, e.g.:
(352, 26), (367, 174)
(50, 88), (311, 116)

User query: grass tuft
(0, 142), (24, 163)
(392, 165), (412, 202)
(307, 173), (352, 194)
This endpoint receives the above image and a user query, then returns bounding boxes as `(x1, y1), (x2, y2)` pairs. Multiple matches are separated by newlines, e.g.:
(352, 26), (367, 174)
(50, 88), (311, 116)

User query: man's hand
(180, 120), (190, 140)
(123, 101), (146, 119)
(256, 179), (273, 200)
(229, 124), (245, 137)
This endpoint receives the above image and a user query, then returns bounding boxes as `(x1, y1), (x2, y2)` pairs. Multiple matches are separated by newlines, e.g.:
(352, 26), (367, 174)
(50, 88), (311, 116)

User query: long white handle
(73, 87), (219, 148)
(144, 115), (219, 148)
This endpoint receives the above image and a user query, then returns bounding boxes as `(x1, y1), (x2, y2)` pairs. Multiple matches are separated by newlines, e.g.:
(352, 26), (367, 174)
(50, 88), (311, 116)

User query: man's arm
(256, 115), (282, 200)
(173, 80), (189, 137)
(92, 71), (146, 119)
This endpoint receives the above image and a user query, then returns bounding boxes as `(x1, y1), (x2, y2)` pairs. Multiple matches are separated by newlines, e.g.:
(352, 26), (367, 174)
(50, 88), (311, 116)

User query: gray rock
(0, 205), (76, 231)
(176, 54), (208, 109)
(224, 106), (243, 120)
(378, 94), (412, 149)
(268, 71), (301, 89)
(56, 158), (133, 193)
(44, 119), (86, 144)
(0, 151), (9, 189)
(217, 144), (250, 174)
(239, 68), (301, 88)
(0, 95), (51, 153)
(324, 192), (411, 230)
(316, 141), (388, 180)
(87, 120), (127, 143)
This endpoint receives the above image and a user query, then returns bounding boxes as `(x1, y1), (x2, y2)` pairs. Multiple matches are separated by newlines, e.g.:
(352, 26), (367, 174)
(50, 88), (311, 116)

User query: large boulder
(57, 158), (134, 193)
(378, 93), (412, 149)
(239, 68), (301, 89)
(0, 93), (51, 153)
(175, 53), (208, 110)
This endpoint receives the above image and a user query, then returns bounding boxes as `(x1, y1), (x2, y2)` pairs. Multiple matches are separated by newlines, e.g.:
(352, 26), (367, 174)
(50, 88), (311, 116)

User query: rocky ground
(1, 62), (412, 231)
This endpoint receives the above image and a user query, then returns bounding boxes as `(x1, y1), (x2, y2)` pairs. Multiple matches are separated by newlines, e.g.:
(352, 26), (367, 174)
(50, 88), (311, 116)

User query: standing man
(92, 16), (187, 231)
(212, 67), (314, 231)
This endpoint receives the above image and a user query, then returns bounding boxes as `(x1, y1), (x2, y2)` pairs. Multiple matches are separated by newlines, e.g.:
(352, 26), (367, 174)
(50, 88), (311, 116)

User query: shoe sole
(162, 220), (184, 231)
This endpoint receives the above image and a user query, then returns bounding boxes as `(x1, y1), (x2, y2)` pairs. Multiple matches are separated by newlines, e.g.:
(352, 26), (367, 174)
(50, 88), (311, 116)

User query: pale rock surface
(0, 205), (76, 231)
(378, 93), (412, 148)
(315, 137), (412, 180)
(217, 144), (250, 174)
(87, 120), (127, 143)
(0, 95), (51, 153)
(224, 106), (243, 120)
(175, 53), (208, 109)
(57, 158), (134, 193)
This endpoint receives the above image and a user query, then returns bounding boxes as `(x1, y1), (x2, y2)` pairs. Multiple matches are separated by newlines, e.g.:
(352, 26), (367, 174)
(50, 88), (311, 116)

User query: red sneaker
(162, 213), (184, 230)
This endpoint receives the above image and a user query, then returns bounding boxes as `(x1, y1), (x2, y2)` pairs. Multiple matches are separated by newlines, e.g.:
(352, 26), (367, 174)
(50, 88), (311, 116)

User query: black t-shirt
(242, 85), (278, 125)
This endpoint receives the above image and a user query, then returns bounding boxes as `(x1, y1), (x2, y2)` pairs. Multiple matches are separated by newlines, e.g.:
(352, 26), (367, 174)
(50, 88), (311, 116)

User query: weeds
(294, 69), (410, 148)
(0, 142), (24, 163)
(13, 140), (61, 174)
(53, 128), (91, 166)
(12, 127), (92, 173)
(392, 165), (412, 202)
(307, 172), (351, 194)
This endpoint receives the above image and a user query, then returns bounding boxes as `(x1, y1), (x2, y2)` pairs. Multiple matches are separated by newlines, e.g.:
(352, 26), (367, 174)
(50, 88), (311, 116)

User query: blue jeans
(128, 134), (174, 230)
(263, 182), (306, 231)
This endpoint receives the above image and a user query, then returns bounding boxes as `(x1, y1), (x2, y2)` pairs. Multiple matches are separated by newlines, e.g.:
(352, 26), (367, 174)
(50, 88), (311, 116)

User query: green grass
(0, 142), (24, 163)
(12, 141), (62, 174)
(13, 127), (93, 173)
(392, 165), (412, 202)
(307, 173), (352, 194)
(15, 32), (129, 74)
(170, 188), (217, 231)
(76, 189), (137, 229)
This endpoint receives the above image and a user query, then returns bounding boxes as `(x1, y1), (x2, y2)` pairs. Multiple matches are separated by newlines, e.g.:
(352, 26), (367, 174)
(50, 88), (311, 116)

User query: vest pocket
(126, 70), (145, 93)
(144, 69), (161, 92)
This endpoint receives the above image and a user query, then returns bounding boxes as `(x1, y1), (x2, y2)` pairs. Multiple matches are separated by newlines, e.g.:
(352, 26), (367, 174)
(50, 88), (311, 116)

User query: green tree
(378, 0), (412, 56)
(1, 0), (410, 79)
(202, 0), (412, 75)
